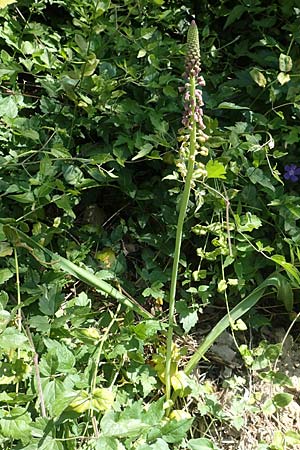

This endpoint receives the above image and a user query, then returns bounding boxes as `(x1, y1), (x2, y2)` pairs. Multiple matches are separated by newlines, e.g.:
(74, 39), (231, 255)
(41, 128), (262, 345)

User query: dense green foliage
(0, 0), (299, 448)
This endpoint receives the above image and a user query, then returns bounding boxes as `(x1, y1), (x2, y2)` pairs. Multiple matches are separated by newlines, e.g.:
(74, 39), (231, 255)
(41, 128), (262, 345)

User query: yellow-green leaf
(250, 68), (267, 87)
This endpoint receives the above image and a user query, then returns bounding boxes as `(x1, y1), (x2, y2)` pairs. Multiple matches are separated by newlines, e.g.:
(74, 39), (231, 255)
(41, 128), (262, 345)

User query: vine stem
(165, 75), (197, 408)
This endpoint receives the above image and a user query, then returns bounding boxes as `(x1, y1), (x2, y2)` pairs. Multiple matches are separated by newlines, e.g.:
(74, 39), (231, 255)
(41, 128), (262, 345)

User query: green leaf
(0, 242), (13, 257)
(29, 315), (51, 333)
(285, 431), (300, 445)
(206, 160), (226, 179)
(0, 407), (32, 443)
(101, 411), (150, 438)
(38, 284), (64, 316)
(279, 53), (292, 72)
(6, 227), (152, 319)
(0, 327), (28, 350)
(188, 438), (218, 449)
(235, 212), (262, 232)
(224, 5), (246, 29)
(0, 96), (18, 118)
(43, 339), (75, 373)
(217, 102), (249, 110)
(247, 167), (275, 191)
(0, 310), (10, 331)
(273, 392), (293, 408)
(250, 68), (267, 88)
(276, 276), (294, 312)
(42, 378), (68, 417)
(8, 192), (35, 204)
(0, 268), (13, 284)
(132, 143), (153, 161)
(271, 255), (300, 283)
(184, 273), (285, 375)
(286, 204), (300, 219)
(93, 436), (126, 450)
(277, 72), (290, 85)
(176, 301), (198, 333)
(160, 417), (193, 443)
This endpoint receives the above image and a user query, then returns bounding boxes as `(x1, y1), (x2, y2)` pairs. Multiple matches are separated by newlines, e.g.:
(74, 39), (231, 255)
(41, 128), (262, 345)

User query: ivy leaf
(206, 160), (227, 179)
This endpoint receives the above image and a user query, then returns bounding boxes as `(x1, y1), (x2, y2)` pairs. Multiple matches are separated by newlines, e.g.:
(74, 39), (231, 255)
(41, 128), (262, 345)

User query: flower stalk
(165, 20), (208, 407)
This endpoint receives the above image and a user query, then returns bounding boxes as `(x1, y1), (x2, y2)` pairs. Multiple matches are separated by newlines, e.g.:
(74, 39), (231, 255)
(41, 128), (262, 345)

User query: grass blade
(6, 226), (153, 319)
(184, 273), (284, 375)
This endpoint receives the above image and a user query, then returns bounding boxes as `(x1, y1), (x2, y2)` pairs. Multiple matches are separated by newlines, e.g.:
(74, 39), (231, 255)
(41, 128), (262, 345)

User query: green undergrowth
(0, 0), (300, 448)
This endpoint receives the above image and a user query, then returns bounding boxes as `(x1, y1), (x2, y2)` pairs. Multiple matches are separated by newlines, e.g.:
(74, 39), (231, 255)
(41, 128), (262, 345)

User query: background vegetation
(0, 0), (299, 448)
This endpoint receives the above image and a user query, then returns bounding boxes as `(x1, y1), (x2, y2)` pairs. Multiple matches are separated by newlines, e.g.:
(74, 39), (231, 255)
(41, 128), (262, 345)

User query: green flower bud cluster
(176, 20), (208, 182)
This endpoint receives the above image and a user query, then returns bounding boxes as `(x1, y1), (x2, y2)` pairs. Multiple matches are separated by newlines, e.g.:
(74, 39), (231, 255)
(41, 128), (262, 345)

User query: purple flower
(284, 164), (300, 182)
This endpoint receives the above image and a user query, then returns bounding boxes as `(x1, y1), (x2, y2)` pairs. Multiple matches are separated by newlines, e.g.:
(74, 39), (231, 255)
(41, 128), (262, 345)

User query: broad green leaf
(285, 431), (300, 445)
(272, 392), (293, 408)
(0, 407), (32, 443)
(235, 212), (262, 232)
(250, 68), (267, 88)
(93, 436), (126, 450)
(0, 242), (13, 257)
(54, 195), (75, 218)
(277, 72), (290, 85)
(0, 96), (18, 118)
(160, 417), (193, 443)
(224, 5), (246, 29)
(287, 204), (300, 219)
(247, 167), (275, 191)
(38, 284), (64, 316)
(279, 53), (292, 72)
(8, 192), (35, 203)
(42, 378), (68, 416)
(188, 438), (218, 449)
(176, 301), (198, 334)
(92, 388), (115, 412)
(29, 315), (50, 333)
(0, 310), (10, 331)
(0, 327), (28, 350)
(101, 411), (150, 438)
(43, 339), (75, 373)
(0, 268), (13, 284)
(206, 160), (226, 179)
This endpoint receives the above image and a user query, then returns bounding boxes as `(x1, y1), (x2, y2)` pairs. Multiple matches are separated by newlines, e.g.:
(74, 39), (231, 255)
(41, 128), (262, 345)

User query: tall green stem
(165, 75), (197, 405)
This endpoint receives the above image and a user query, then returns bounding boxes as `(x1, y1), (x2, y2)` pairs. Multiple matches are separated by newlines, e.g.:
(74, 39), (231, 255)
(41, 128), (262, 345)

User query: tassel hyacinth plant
(165, 20), (209, 407)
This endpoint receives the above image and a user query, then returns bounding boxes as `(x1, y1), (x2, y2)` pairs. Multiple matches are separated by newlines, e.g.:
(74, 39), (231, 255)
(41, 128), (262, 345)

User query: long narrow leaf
(5, 226), (153, 319)
(184, 273), (284, 375)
